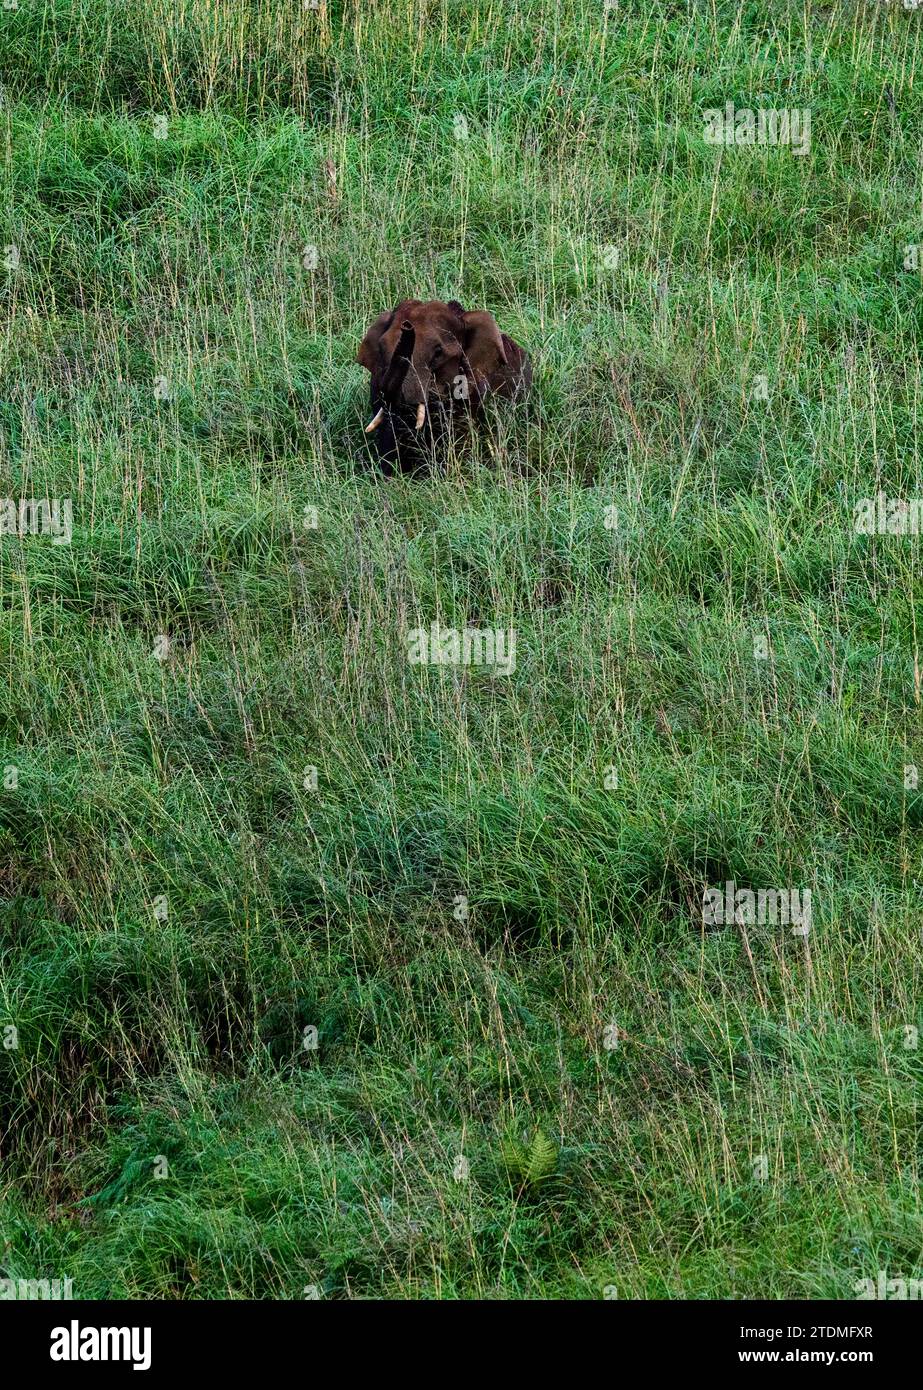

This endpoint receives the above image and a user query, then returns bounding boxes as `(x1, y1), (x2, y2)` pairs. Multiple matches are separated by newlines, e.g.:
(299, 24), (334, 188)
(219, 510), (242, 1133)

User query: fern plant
(500, 1129), (560, 1190)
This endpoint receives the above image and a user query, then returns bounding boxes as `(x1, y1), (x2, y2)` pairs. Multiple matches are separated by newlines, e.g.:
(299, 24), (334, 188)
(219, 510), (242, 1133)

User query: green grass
(1, 0), (922, 1299)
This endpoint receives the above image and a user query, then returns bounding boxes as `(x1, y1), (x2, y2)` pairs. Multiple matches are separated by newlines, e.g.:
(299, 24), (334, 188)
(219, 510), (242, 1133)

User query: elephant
(356, 298), (531, 470)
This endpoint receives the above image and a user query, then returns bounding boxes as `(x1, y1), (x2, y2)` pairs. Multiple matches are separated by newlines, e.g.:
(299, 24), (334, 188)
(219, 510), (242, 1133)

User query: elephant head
(356, 299), (531, 460)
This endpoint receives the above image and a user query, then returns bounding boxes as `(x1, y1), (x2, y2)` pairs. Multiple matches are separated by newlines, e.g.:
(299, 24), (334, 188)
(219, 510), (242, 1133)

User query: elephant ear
(462, 309), (508, 377)
(357, 310), (394, 371)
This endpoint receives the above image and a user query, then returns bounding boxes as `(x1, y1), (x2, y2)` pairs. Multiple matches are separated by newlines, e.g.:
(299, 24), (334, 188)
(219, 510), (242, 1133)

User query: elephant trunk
(382, 320), (416, 401)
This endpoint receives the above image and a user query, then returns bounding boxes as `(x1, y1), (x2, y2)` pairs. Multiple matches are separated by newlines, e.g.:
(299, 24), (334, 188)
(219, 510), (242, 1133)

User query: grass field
(1, 0), (923, 1300)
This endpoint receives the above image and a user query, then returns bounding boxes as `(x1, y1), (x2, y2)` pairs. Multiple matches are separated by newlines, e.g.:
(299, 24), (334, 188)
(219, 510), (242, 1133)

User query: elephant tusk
(365, 408), (385, 433)
(414, 403), (426, 431)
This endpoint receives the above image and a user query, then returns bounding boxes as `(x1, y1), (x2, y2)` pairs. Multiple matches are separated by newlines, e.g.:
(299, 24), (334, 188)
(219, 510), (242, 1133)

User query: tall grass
(1, 0), (922, 1298)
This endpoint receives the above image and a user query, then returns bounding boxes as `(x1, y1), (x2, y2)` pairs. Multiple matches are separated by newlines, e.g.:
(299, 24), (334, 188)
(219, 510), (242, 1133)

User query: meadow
(1, 0), (922, 1299)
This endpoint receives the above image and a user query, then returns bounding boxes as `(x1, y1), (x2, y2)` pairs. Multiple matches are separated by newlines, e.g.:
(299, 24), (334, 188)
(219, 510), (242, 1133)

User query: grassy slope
(0, 0), (922, 1298)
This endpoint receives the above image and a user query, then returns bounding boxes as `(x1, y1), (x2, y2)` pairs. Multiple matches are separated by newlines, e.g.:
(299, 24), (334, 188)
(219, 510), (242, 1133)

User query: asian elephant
(356, 298), (531, 469)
